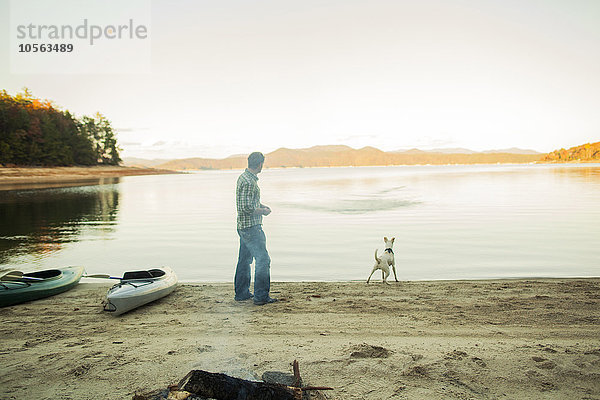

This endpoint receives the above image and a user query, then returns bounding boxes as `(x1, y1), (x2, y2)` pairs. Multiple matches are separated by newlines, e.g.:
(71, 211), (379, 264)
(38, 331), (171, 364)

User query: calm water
(1, 164), (599, 281)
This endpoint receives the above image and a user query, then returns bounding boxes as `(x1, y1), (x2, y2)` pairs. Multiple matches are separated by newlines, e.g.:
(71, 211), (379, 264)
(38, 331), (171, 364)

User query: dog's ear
(384, 236), (388, 242)
(391, 237), (395, 242)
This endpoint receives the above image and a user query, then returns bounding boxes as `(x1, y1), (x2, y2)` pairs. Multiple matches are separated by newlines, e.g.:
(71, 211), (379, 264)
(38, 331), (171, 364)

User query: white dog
(367, 237), (398, 284)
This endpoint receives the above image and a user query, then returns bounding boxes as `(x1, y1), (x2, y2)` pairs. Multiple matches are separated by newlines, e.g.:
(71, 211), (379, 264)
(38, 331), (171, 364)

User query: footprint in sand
(532, 356), (556, 369)
(349, 343), (391, 358)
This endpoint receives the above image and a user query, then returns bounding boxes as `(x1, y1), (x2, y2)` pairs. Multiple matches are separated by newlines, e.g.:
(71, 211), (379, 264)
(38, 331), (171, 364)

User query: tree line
(543, 142), (600, 162)
(0, 89), (121, 166)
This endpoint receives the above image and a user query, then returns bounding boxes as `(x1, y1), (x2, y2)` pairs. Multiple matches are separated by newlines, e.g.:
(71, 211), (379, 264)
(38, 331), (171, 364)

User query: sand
(1, 279), (599, 399)
(0, 166), (177, 190)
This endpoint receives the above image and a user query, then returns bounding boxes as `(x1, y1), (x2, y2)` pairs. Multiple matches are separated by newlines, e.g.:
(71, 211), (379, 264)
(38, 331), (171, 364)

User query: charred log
(180, 370), (297, 400)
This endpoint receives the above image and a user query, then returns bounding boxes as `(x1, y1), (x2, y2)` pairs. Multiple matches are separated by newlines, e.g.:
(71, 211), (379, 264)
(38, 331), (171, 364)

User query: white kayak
(103, 267), (177, 316)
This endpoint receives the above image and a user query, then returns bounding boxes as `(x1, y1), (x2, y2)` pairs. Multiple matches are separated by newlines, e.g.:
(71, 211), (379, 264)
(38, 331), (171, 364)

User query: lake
(1, 164), (599, 282)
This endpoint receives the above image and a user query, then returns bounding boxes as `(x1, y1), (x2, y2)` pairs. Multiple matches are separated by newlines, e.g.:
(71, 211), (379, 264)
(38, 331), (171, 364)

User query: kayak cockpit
(24, 269), (62, 280)
(122, 269), (165, 280)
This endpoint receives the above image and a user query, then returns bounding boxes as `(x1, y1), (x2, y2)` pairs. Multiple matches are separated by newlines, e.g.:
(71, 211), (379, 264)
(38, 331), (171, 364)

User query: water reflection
(0, 177), (122, 192)
(551, 165), (600, 182)
(0, 181), (120, 264)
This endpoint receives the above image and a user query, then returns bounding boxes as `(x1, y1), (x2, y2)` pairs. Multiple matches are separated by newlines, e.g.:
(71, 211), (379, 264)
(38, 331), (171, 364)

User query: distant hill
(429, 148), (478, 154)
(122, 157), (173, 168)
(159, 155), (247, 170)
(543, 142), (600, 163)
(154, 145), (542, 170)
(482, 147), (541, 155)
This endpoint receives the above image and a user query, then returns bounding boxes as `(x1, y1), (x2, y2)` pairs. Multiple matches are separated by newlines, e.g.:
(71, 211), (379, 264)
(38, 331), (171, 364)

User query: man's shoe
(235, 293), (254, 301)
(253, 297), (278, 306)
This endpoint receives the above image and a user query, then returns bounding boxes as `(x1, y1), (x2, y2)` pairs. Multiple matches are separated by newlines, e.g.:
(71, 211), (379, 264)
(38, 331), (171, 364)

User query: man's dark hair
(248, 152), (265, 169)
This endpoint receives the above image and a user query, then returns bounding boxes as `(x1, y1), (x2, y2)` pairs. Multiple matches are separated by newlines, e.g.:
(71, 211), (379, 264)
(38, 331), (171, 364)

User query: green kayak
(0, 266), (85, 307)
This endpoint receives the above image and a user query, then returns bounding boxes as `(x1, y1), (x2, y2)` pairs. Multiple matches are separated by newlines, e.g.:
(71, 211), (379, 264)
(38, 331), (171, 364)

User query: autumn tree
(0, 89), (121, 166)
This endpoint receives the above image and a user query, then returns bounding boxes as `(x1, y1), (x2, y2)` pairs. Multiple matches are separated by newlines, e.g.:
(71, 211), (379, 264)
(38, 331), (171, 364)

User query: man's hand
(254, 206), (271, 216)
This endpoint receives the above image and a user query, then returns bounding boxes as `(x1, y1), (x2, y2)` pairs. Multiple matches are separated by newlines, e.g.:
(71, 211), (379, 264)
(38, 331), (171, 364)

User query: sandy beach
(1, 279), (599, 399)
(0, 166), (178, 191)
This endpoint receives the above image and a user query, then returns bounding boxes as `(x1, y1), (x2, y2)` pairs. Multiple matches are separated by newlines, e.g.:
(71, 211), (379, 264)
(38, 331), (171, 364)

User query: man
(234, 152), (277, 305)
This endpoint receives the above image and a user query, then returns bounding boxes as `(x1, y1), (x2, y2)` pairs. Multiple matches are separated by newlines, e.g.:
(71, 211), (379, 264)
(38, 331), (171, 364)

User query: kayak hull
(0, 266), (85, 307)
(104, 267), (177, 316)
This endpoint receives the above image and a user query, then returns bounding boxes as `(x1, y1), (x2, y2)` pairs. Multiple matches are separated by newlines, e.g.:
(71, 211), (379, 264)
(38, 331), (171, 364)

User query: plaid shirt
(236, 169), (263, 229)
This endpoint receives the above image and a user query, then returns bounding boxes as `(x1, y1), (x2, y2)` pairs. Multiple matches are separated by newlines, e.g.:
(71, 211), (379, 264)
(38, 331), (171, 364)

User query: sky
(1, 0), (599, 159)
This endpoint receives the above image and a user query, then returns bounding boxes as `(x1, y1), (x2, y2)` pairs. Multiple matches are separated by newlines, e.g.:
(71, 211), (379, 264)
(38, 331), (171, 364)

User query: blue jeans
(235, 225), (271, 302)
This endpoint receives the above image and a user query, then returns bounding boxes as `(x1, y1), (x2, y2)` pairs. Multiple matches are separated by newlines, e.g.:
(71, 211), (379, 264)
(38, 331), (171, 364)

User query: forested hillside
(543, 142), (600, 162)
(0, 89), (120, 166)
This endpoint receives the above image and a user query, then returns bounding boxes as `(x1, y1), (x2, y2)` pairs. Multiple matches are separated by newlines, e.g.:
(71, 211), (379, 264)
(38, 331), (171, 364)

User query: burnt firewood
(180, 370), (297, 400)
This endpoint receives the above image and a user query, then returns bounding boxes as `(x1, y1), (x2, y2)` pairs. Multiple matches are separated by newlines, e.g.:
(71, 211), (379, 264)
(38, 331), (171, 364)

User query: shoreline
(1, 162), (597, 183)
(174, 276), (600, 283)
(163, 161), (600, 172)
(1, 278), (599, 399)
(0, 165), (179, 191)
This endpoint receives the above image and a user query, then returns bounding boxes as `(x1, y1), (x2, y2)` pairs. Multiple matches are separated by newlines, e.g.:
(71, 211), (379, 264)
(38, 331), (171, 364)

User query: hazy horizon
(122, 143), (545, 163)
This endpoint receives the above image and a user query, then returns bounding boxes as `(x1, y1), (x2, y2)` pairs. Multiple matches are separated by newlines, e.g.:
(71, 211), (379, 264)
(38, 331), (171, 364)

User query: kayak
(103, 267), (177, 316)
(0, 266), (85, 307)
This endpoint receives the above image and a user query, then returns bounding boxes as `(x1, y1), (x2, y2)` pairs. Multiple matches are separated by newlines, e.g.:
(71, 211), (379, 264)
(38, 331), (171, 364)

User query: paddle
(83, 274), (122, 280)
(0, 271), (44, 281)
(0, 270), (18, 280)
(85, 271), (156, 280)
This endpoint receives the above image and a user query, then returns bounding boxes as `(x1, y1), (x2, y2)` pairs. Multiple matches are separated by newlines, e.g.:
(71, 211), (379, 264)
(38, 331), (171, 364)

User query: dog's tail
(374, 249), (380, 262)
